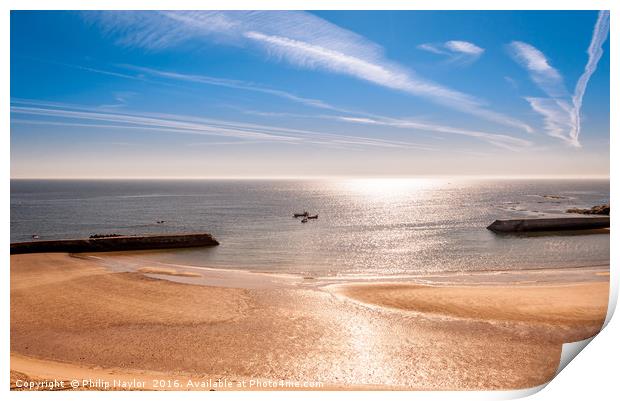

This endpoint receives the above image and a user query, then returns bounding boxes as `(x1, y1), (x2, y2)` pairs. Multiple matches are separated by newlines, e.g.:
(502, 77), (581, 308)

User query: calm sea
(10, 179), (610, 277)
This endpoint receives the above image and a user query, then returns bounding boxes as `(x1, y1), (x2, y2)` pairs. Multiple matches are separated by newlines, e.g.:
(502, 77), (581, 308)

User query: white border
(1, 0), (616, 10)
(2, 1), (616, 400)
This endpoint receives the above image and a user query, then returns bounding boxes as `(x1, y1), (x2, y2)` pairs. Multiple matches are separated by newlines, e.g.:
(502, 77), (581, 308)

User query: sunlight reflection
(339, 178), (441, 201)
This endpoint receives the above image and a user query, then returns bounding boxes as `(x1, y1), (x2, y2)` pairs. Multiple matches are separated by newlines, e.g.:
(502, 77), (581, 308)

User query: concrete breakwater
(487, 217), (610, 233)
(10, 233), (220, 254)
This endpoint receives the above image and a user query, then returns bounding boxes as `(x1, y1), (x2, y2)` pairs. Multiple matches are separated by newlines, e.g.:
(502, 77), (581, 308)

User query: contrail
(570, 10), (610, 145)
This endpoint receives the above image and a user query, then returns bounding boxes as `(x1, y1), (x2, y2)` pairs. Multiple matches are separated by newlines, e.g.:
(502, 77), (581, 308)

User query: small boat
(301, 217), (308, 223)
(31, 234), (39, 240)
(156, 220), (166, 224)
(307, 214), (318, 219)
(293, 211), (309, 218)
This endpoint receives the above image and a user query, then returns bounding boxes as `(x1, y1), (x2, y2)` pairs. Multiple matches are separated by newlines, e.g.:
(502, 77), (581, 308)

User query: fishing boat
(301, 217), (308, 223)
(307, 215), (318, 219)
(293, 211), (309, 218)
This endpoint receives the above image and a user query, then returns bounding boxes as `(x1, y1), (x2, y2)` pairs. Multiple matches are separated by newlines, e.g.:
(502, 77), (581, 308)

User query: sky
(10, 10), (610, 178)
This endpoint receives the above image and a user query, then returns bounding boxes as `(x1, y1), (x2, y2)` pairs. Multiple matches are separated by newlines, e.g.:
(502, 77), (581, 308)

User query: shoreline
(89, 250), (610, 289)
(11, 252), (609, 390)
(333, 281), (609, 325)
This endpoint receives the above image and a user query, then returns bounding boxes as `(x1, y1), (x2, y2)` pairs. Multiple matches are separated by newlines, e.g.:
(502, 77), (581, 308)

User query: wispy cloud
(523, 97), (575, 143)
(218, 105), (533, 150)
(509, 41), (567, 98)
(508, 11), (609, 147)
(416, 43), (448, 55)
(11, 98), (531, 151)
(57, 60), (531, 151)
(572, 10), (610, 147)
(508, 40), (573, 142)
(334, 115), (532, 151)
(10, 99), (434, 151)
(119, 64), (337, 111)
(418, 40), (485, 63)
(84, 11), (531, 133)
(34, 57), (139, 81)
(444, 40), (485, 56)
(28, 57), (345, 113)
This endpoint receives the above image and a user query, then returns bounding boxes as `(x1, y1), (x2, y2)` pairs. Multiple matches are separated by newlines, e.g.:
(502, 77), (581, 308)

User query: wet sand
(10, 253), (609, 390)
(336, 282), (609, 325)
(136, 266), (202, 277)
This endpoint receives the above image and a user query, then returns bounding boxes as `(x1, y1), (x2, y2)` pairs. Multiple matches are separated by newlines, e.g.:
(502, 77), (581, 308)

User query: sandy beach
(9, 4), (613, 395)
(10, 252), (609, 390)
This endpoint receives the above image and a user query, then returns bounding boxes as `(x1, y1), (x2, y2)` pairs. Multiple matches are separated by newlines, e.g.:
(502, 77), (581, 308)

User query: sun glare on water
(339, 178), (441, 201)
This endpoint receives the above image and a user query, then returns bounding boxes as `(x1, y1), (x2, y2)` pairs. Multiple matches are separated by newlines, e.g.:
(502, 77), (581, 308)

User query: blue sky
(10, 10), (610, 178)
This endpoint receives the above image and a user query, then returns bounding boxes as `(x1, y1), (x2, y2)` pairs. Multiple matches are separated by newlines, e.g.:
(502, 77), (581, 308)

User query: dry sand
(10, 253), (609, 390)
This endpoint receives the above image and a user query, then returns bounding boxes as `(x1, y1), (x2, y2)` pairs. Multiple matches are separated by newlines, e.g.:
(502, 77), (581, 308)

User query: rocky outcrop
(566, 204), (610, 216)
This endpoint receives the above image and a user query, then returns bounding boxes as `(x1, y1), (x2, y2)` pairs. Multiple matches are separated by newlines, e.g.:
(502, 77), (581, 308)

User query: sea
(10, 178), (610, 278)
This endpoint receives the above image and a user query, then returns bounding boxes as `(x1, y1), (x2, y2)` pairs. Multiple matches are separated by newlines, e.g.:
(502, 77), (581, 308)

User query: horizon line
(10, 175), (611, 181)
